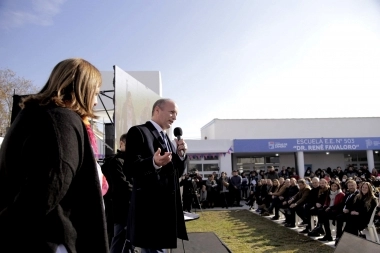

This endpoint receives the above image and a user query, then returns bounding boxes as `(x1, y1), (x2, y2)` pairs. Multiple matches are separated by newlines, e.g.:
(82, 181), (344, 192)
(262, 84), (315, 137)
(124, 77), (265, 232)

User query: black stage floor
(172, 232), (232, 253)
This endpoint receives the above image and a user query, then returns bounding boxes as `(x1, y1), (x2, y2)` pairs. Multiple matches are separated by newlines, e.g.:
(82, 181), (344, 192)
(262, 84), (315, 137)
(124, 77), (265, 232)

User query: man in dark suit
(334, 179), (359, 246)
(124, 98), (188, 253)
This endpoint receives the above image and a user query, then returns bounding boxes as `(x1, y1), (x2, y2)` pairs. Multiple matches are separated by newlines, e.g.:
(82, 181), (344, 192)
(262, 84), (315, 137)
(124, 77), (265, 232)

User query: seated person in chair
(343, 182), (377, 238)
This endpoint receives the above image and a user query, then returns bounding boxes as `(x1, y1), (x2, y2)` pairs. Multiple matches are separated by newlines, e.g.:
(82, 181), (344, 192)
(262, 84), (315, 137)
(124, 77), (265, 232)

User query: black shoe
(299, 228), (310, 234)
(359, 232), (366, 239)
(318, 236), (333, 241)
(308, 230), (321, 237)
(271, 216), (279, 220)
(310, 226), (325, 235)
(285, 224), (296, 228)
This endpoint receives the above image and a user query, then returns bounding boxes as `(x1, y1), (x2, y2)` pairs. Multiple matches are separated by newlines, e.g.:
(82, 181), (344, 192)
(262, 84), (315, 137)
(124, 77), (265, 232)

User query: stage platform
(172, 232), (232, 253)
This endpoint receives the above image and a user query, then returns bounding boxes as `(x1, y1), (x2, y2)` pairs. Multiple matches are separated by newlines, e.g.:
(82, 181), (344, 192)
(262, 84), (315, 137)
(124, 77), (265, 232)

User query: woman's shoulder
(46, 106), (83, 125)
(42, 106), (85, 138)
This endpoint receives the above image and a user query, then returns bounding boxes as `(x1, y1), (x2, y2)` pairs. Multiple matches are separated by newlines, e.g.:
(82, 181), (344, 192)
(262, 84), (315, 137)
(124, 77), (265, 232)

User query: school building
(186, 118), (380, 179)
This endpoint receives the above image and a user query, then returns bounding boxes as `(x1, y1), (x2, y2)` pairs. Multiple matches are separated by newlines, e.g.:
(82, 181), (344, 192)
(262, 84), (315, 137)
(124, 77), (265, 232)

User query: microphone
(174, 127), (184, 156)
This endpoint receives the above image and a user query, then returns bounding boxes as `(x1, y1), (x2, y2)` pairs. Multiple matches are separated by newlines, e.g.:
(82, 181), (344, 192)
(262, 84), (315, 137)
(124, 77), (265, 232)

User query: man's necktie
(160, 131), (171, 152)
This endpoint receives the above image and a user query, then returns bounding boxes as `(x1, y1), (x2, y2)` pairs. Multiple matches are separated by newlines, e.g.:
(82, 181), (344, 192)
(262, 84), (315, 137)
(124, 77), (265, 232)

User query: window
(266, 156), (280, 164)
(188, 155), (220, 180)
(204, 164), (219, 171)
(235, 156), (280, 172)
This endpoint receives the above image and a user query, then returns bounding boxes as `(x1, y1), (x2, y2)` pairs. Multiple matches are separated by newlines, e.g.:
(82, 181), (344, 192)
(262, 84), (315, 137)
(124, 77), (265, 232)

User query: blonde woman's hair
(354, 181), (376, 211)
(22, 58), (102, 118)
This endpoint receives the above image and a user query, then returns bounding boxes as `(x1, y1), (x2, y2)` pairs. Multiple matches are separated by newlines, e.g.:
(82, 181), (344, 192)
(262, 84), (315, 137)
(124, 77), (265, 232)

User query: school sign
(233, 137), (380, 152)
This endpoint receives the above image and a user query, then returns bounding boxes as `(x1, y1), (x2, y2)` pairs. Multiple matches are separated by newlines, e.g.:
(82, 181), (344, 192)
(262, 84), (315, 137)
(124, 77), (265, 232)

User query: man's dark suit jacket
(124, 121), (188, 249)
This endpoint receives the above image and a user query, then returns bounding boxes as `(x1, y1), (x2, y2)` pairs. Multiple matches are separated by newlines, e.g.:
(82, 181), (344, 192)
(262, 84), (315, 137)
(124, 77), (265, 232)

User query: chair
(365, 199), (380, 243)
(310, 215), (318, 230)
(295, 213), (302, 227)
(279, 208), (286, 219)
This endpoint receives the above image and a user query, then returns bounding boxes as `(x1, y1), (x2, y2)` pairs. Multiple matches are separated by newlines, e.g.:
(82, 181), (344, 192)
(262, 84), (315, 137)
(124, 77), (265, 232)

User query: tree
(0, 69), (39, 136)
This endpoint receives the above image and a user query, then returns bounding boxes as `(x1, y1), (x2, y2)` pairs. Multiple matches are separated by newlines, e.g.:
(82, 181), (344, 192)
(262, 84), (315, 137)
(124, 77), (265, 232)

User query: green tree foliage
(0, 69), (39, 136)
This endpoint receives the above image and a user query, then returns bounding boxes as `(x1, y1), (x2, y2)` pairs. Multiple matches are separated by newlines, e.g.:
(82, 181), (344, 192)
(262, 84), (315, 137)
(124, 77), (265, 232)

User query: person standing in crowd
(241, 172), (249, 200)
(106, 134), (134, 253)
(229, 169), (243, 207)
(279, 166), (289, 179)
(212, 171), (219, 184)
(199, 185), (208, 208)
(219, 172), (230, 208)
(191, 169), (203, 192)
(266, 166), (279, 181)
(258, 170), (266, 180)
(205, 174), (217, 208)
(0, 58), (109, 253)
(304, 167), (312, 178)
(336, 166), (344, 181)
(180, 173), (198, 212)
(123, 98), (188, 253)
(345, 166), (357, 178)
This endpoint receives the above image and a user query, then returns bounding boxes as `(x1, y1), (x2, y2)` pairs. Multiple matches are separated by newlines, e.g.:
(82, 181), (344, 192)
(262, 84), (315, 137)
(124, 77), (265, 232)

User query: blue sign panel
(233, 137), (380, 152)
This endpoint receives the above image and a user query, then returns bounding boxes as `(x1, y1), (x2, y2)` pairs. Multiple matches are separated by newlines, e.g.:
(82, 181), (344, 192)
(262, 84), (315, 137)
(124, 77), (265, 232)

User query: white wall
(186, 139), (232, 153)
(201, 119), (216, 140)
(202, 118), (380, 139)
(127, 71), (162, 97)
(219, 153), (232, 175)
(186, 139), (233, 178)
(279, 154), (296, 169)
(303, 152), (345, 172)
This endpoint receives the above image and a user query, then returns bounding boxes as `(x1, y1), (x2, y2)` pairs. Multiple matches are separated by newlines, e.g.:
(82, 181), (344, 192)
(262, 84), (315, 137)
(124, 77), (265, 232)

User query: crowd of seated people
(246, 165), (380, 246)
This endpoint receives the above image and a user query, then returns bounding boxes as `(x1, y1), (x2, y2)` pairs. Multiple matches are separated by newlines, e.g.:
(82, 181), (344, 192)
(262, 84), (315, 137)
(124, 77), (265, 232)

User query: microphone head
(173, 127), (183, 137)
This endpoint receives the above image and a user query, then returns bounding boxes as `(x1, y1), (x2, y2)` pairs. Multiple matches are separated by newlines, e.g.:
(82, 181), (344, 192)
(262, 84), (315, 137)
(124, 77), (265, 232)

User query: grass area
(185, 210), (335, 253)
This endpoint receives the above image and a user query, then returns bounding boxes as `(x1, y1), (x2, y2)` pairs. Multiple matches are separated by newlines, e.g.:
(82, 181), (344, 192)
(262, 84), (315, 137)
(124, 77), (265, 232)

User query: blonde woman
(0, 58), (109, 253)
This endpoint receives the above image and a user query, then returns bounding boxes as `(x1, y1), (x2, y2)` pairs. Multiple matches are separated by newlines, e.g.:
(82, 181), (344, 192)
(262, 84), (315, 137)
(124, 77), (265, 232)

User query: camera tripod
(191, 181), (203, 213)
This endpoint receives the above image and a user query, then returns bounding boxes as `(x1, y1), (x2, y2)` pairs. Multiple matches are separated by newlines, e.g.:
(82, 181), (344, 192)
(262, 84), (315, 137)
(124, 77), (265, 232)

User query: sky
(1, 0), (380, 139)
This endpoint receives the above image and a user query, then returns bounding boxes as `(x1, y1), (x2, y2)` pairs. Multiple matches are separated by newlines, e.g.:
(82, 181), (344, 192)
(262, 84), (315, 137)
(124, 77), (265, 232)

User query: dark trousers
(336, 213), (350, 238)
(319, 210), (339, 237)
(272, 198), (282, 217)
(230, 187), (241, 206)
(182, 194), (193, 212)
(220, 192), (229, 208)
(305, 205), (323, 229)
(110, 223), (135, 253)
(241, 187), (249, 199)
(286, 205), (304, 226)
(344, 215), (366, 236)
